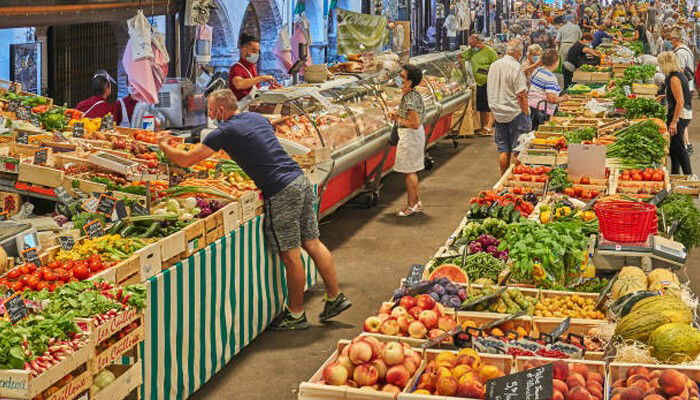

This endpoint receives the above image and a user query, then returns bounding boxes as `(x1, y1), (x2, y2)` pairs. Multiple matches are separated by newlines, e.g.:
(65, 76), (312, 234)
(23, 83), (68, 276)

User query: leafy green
(657, 193), (700, 249)
(606, 120), (667, 168)
(623, 65), (656, 82)
(615, 97), (666, 120)
(72, 212), (107, 235)
(547, 167), (571, 191)
(565, 127), (596, 144)
(38, 106), (68, 131)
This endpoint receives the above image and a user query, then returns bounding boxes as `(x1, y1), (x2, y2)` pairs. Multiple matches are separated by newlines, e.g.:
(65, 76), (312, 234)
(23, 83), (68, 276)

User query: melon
(429, 264), (468, 284)
(648, 323), (700, 364)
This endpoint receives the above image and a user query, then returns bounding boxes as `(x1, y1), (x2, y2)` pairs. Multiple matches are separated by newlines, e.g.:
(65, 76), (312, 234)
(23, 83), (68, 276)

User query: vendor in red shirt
(75, 70), (118, 120)
(228, 33), (275, 102)
(116, 92), (139, 128)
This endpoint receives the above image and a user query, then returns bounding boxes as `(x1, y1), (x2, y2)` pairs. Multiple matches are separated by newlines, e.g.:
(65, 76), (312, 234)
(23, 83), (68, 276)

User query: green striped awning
(140, 215), (317, 400)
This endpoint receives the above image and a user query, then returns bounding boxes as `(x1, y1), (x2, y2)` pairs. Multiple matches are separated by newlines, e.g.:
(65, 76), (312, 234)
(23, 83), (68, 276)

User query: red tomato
(574, 187), (583, 197)
(48, 261), (60, 270)
(632, 172), (643, 181)
(642, 171), (653, 181)
(534, 167), (546, 175)
(68, 277), (79, 283)
(26, 275), (41, 290)
(24, 263), (37, 273)
(652, 171), (664, 181)
(512, 187), (523, 195)
(580, 189), (592, 200)
(535, 175), (547, 183)
(89, 259), (103, 272)
(7, 268), (20, 279)
(519, 175), (533, 182)
(563, 187), (576, 196)
(36, 281), (49, 291)
(89, 254), (101, 262)
(73, 265), (90, 280)
(18, 265), (30, 275)
(47, 283), (57, 292)
(9, 281), (23, 292)
(42, 270), (57, 282)
(20, 275), (32, 285)
(54, 268), (69, 282)
(580, 176), (591, 185)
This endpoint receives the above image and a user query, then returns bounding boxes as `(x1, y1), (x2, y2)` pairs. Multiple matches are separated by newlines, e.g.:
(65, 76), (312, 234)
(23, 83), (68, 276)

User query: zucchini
(107, 220), (127, 235)
(119, 224), (138, 237)
(143, 222), (161, 238)
(123, 213), (178, 223)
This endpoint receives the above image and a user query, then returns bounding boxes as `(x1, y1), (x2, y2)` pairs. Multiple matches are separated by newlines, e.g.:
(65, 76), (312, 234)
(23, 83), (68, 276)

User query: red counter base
(319, 113), (454, 217)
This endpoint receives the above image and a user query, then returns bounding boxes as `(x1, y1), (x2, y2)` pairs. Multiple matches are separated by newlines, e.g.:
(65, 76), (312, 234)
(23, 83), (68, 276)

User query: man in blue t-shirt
(157, 89), (351, 331)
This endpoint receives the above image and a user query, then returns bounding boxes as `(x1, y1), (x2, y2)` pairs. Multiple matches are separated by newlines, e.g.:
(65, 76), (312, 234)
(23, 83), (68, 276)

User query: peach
(633, 380), (651, 392)
(360, 337), (382, 359)
(381, 342), (404, 366)
(552, 361), (570, 381)
(391, 306), (409, 319)
(408, 306), (423, 319)
(567, 373), (586, 390)
(433, 302), (446, 317)
(588, 371), (604, 385)
(381, 384), (401, 393)
(419, 310), (438, 329)
(650, 370), (661, 379)
(403, 358), (418, 376)
(551, 389), (565, 400)
(627, 366), (651, 379)
(438, 315), (457, 331)
(377, 314), (390, 323)
(405, 349), (422, 367)
(399, 296), (417, 310)
(408, 320), (428, 338)
(644, 395), (666, 400)
(380, 317), (400, 336)
(456, 379), (484, 398)
(614, 378), (626, 388)
(628, 374), (650, 387)
(436, 376), (459, 396)
(413, 389), (432, 394)
(659, 370), (688, 396)
(337, 355), (355, 377)
(322, 362), (349, 386)
(588, 384), (603, 400)
(572, 363), (590, 380)
(456, 354), (480, 369)
(378, 303), (392, 315)
(620, 386), (645, 400)
(353, 364), (379, 387)
(479, 364), (502, 381)
(611, 395), (621, 400)
(363, 316), (382, 333)
(587, 380), (603, 392)
(569, 387), (593, 400)
(396, 315), (414, 334)
(553, 379), (568, 394)
(459, 371), (480, 385)
(452, 364), (472, 380)
(386, 365), (411, 388)
(371, 359), (388, 380)
(416, 294), (436, 310)
(348, 341), (373, 365)
(429, 329), (448, 344)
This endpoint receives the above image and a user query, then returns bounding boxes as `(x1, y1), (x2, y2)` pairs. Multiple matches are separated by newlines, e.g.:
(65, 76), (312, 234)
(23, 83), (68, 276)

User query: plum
(445, 283), (459, 295)
(440, 294), (452, 305)
(429, 292), (441, 302)
(393, 288), (407, 300)
(447, 296), (462, 308)
(433, 284), (445, 296)
(457, 288), (467, 301)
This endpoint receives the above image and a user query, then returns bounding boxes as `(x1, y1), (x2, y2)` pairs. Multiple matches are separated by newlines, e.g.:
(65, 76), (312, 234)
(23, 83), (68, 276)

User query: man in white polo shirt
(487, 39), (531, 175)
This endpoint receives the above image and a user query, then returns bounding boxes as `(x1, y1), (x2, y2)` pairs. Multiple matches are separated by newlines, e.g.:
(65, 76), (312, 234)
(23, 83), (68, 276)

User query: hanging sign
(337, 9), (388, 55)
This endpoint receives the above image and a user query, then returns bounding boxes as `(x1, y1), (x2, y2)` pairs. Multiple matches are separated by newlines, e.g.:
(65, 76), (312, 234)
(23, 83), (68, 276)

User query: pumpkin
(648, 323), (700, 363)
(614, 295), (693, 342)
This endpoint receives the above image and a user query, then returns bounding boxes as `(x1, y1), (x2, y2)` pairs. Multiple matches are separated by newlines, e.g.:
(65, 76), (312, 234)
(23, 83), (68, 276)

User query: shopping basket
(594, 201), (658, 243)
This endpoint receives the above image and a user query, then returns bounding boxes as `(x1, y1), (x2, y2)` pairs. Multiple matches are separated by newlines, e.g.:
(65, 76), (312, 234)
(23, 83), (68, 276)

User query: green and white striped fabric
(140, 215), (317, 400)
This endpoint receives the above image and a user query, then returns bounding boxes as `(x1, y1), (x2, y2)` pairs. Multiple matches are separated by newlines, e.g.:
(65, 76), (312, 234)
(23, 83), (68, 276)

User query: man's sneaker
(268, 308), (310, 331)
(319, 293), (352, 322)
(688, 143), (694, 155)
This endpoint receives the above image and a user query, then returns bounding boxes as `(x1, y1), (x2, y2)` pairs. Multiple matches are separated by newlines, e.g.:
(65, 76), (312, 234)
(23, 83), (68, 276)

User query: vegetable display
(614, 97), (666, 120)
(623, 64), (656, 83)
(606, 120), (667, 168)
(462, 285), (536, 314)
(657, 193), (700, 249)
(547, 167), (572, 191)
(564, 127), (596, 144)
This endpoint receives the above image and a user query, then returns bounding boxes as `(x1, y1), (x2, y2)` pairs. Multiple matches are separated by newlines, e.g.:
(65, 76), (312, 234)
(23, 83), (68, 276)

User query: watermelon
(429, 264), (468, 284)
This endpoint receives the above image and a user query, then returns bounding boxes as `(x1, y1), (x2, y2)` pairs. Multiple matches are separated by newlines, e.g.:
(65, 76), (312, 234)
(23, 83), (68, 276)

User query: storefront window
(0, 27), (40, 93)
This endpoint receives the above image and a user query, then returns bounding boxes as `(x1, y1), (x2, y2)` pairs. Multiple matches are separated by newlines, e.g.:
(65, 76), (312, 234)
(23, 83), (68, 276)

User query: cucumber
(489, 205), (501, 218)
(469, 203), (481, 217)
(107, 220), (127, 235)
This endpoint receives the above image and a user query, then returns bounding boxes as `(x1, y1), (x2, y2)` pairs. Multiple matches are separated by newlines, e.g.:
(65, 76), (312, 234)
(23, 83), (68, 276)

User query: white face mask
(245, 52), (259, 63)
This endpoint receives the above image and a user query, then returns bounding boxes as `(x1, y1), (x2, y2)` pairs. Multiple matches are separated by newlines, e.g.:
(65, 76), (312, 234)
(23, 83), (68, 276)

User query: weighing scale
(0, 222), (39, 258)
(595, 234), (687, 270)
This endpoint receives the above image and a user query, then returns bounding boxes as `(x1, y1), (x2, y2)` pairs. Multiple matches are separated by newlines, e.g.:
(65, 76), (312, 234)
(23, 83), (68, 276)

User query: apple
(378, 303), (392, 315)
(429, 328), (446, 340)
(457, 380), (484, 398)
(436, 376), (459, 396)
(337, 354), (355, 376)
(399, 295), (417, 310)
(408, 320), (428, 338)
(416, 294), (436, 310)
(372, 358), (388, 380)
(353, 364), (379, 387)
(381, 342), (405, 366)
(348, 341), (373, 365)
(382, 384), (401, 393)
(405, 349), (422, 366)
(433, 302), (446, 317)
(403, 358), (418, 375)
(363, 316), (382, 333)
(391, 306), (409, 319)
(380, 317), (400, 336)
(386, 364), (411, 388)
(396, 315), (414, 334)
(377, 313), (390, 323)
(322, 362), (349, 386)
(361, 336), (383, 360)
(408, 306), (424, 319)
(438, 315), (457, 331)
(420, 310), (438, 329)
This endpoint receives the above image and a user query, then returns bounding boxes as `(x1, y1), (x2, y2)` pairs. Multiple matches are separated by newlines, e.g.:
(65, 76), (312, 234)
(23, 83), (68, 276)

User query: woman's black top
(665, 71), (692, 121)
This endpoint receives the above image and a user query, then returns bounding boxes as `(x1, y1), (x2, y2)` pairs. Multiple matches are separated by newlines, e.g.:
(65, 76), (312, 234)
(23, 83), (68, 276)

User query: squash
(614, 295), (693, 342)
(611, 266), (648, 300)
(648, 323), (700, 363)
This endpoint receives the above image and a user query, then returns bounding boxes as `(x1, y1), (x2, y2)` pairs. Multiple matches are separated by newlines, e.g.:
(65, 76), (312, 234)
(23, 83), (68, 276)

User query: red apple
(378, 303), (392, 315)
(408, 306), (424, 319)
(363, 316), (382, 333)
(408, 320), (428, 338)
(381, 342), (405, 366)
(396, 315), (414, 334)
(403, 358), (418, 375)
(405, 348), (422, 366)
(399, 295), (417, 310)
(391, 306), (409, 319)
(337, 354), (355, 377)
(348, 341), (373, 365)
(438, 315), (457, 331)
(419, 309), (438, 329)
(433, 302), (446, 317)
(353, 364), (379, 387)
(377, 314), (390, 323)
(361, 336), (382, 360)
(416, 294), (436, 310)
(386, 364), (411, 388)
(380, 317), (400, 336)
(323, 362), (349, 386)
(371, 358), (388, 380)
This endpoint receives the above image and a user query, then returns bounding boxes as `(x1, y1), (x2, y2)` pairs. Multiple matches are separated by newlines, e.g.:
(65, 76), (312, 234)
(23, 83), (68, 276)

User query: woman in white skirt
(389, 64), (426, 217)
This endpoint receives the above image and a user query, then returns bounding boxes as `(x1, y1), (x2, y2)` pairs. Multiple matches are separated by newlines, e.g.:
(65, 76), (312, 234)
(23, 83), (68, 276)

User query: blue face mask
(533, 55), (541, 62)
(663, 40), (673, 51)
(394, 76), (403, 88)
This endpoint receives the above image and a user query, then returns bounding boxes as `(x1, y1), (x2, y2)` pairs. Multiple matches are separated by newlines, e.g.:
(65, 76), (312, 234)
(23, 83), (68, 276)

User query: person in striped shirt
(527, 49), (571, 130)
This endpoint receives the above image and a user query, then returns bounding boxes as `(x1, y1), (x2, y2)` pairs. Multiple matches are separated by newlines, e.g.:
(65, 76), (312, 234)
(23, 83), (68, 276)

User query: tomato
(89, 259), (103, 272)
(18, 265), (30, 275)
(26, 275), (41, 290)
(42, 270), (57, 282)
(63, 260), (75, 270)
(580, 190), (592, 199)
(563, 187), (576, 196)
(89, 254), (101, 262)
(580, 176), (591, 185)
(24, 263), (37, 273)
(9, 281), (23, 292)
(47, 283), (57, 292)
(590, 190), (600, 198)
(54, 268), (69, 282)
(534, 167), (546, 175)
(574, 187), (583, 197)
(34, 281), (48, 293)
(642, 171), (653, 181)
(512, 187), (523, 195)
(73, 265), (90, 280)
(7, 268), (20, 279)
(631, 172), (643, 181)
(68, 277), (79, 283)
(20, 275), (32, 285)
(48, 261), (60, 270)
(535, 175), (547, 183)
(652, 171), (664, 181)
(519, 175), (533, 182)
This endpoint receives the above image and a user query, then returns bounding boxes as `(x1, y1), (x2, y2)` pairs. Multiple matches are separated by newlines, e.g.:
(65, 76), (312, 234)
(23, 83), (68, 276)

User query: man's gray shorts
(264, 175), (320, 253)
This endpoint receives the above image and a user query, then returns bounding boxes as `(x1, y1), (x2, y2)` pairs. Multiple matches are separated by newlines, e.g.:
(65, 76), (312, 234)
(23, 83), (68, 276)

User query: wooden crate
(18, 163), (65, 187)
(90, 361), (142, 400)
(670, 176), (700, 196)
(205, 225), (224, 245)
(607, 362), (700, 385)
(0, 339), (93, 399)
(134, 243), (160, 281)
(183, 219), (206, 257)
(514, 356), (605, 379)
(89, 326), (144, 374)
(76, 308), (142, 346)
(590, 71), (612, 81)
(573, 71), (593, 82)
(114, 256), (140, 285)
(239, 191), (258, 222)
(533, 319), (605, 361)
(219, 201), (242, 234)
(159, 231), (186, 264)
(45, 367), (92, 400)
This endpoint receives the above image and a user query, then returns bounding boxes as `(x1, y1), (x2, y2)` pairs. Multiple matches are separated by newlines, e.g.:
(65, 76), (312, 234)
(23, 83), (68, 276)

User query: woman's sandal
(397, 201), (423, 217)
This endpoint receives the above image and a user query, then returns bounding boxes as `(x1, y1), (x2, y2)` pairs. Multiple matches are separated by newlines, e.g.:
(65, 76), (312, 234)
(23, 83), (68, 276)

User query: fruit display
(461, 285), (536, 315)
(468, 191), (536, 218)
(609, 366), (700, 400)
(392, 278), (467, 309)
(533, 293), (605, 320)
(519, 359), (606, 400)
(409, 349), (510, 397)
(363, 296), (457, 341)
(614, 295), (693, 343)
(318, 335), (422, 392)
(0, 255), (109, 292)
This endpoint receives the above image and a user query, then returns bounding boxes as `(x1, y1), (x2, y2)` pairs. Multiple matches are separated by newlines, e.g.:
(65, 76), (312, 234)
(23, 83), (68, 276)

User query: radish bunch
(24, 332), (88, 377)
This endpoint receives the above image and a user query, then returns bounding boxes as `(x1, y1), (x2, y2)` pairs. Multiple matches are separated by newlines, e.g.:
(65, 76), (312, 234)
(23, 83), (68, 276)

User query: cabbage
(183, 197), (197, 210)
(94, 369), (116, 389)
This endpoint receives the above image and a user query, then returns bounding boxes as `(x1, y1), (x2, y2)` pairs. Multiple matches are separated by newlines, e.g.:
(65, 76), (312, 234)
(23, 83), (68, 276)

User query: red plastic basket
(594, 201), (658, 243)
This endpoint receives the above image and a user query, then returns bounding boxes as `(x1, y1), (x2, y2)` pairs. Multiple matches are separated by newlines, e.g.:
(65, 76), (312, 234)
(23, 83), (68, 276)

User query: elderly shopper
(556, 14), (582, 68)
(528, 49), (571, 130)
(522, 44), (543, 83)
(460, 34), (499, 135)
(388, 65), (426, 217)
(657, 51), (693, 175)
(487, 40), (532, 175)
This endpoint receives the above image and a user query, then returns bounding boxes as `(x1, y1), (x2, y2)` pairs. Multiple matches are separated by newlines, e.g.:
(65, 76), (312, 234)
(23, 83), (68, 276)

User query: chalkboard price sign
(131, 201), (149, 216)
(486, 363), (552, 400)
(402, 264), (425, 288)
(7, 98), (20, 112)
(16, 106), (31, 121)
(16, 131), (28, 144)
(96, 194), (117, 217)
(3, 291), (28, 325)
(73, 122), (85, 138)
(54, 187), (73, 205)
(33, 148), (48, 165)
(58, 235), (75, 251)
(100, 114), (114, 131)
(20, 247), (41, 266)
(84, 219), (105, 238)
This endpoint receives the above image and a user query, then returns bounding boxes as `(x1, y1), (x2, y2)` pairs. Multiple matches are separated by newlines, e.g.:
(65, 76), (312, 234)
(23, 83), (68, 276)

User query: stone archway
(245, 0), (283, 73)
(209, 1), (236, 71)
